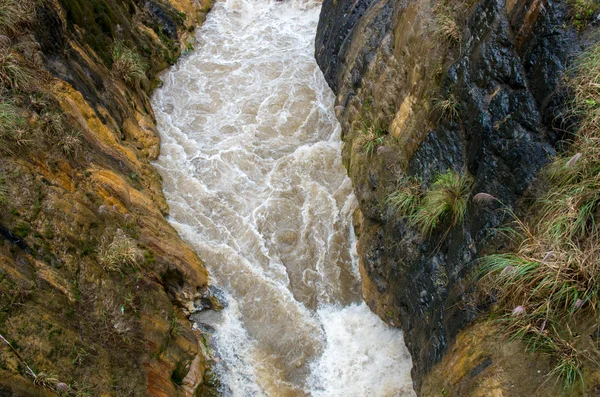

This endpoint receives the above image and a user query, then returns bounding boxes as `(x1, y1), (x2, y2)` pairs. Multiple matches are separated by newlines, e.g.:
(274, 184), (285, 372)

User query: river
(152, 0), (415, 395)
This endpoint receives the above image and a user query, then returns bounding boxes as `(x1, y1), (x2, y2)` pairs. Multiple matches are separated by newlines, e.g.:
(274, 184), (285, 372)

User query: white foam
(307, 303), (417, 397)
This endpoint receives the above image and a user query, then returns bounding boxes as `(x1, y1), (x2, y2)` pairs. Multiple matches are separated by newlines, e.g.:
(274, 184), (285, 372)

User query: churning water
(152, 0), (416, 395)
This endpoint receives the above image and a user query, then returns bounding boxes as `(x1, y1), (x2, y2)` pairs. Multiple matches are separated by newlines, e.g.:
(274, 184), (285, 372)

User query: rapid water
(152, 0), (416, 395)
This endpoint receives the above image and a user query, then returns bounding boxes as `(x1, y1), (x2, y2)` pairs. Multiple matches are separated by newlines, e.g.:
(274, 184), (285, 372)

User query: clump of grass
(478, 42), (600, 391)
(412, 170), (473, 235)
(354, 119), (386, 157)
(38, 110), (83, 154)
(567, 0), (599, 29)
(433, 93), (461, 121)
(431, 4), (461, 45)
(386, 176), (423, 218)
(384, 170), (473, 235)
(0, 101), (34, 155)
(57, 129), (82, 155)
(0, 49), (34, 90)
(98, 229), (143, 272)
(111, 41), (147, 85)
(182, 40), (195, 56)
(0, 0), (30, 35)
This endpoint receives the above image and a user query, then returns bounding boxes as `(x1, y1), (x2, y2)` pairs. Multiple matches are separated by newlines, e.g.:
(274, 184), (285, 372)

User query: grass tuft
(354, 119), (386, 157)
(0, 0), (29, 35)
(98, 229), (143, 273)
(412, 170), (473, 235)
(111, 41), (148, 85)
(386, 176), (423, 218)
(433, 93), (461, 121)
(0, 49), (34, 90)
(431, 4), (462, 45)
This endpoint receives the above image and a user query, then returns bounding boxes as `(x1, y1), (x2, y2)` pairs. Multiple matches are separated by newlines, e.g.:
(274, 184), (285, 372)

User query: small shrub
(386, 176), (422, 218)
(412, 170), (473, 235)
(111, 41), (147, 84)
(0, 101), (34, 155)
(98, 229), (143, 272)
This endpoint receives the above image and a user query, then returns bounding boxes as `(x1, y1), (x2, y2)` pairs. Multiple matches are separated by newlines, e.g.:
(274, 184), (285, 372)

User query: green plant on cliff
(386, 176), (423, 218)
(111, 41), (148, 85)
(567, 0), (599, 29)
(433, 93), (461, 121)
(479, 43), (600, 392)
(355, 119), (386, 157)
(412, 170), (473, 235)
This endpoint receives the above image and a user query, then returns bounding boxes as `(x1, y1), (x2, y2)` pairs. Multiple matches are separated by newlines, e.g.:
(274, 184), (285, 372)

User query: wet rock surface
(316, 0), (584, 392)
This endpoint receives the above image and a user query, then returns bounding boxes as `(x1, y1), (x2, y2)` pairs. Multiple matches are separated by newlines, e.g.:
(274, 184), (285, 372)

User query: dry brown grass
(111, 41), (148, 85)
(97, 229), (144, 273)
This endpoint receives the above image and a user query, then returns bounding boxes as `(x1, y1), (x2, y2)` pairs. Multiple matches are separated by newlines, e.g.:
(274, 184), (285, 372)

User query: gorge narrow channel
(152, 0), (415, 395)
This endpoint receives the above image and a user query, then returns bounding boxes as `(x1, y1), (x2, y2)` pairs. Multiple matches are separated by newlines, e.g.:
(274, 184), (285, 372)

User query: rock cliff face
(0, 0), (215, 395)
(316, 0), (584, 393)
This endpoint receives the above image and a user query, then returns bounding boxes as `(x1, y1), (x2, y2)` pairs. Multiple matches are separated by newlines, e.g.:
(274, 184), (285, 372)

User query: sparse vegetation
(413, 170), (473, 235)
(478, 42), (600, 391)
(98, 229), (144, 272)
(111, 41), (148, 84)
(57, 128), (82, 155)
(0, 172), (7, 205)
(0, 0), (30, 35)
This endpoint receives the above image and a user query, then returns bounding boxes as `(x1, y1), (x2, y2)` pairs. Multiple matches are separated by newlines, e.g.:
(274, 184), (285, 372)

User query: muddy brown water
(152, 0), (416, 395)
